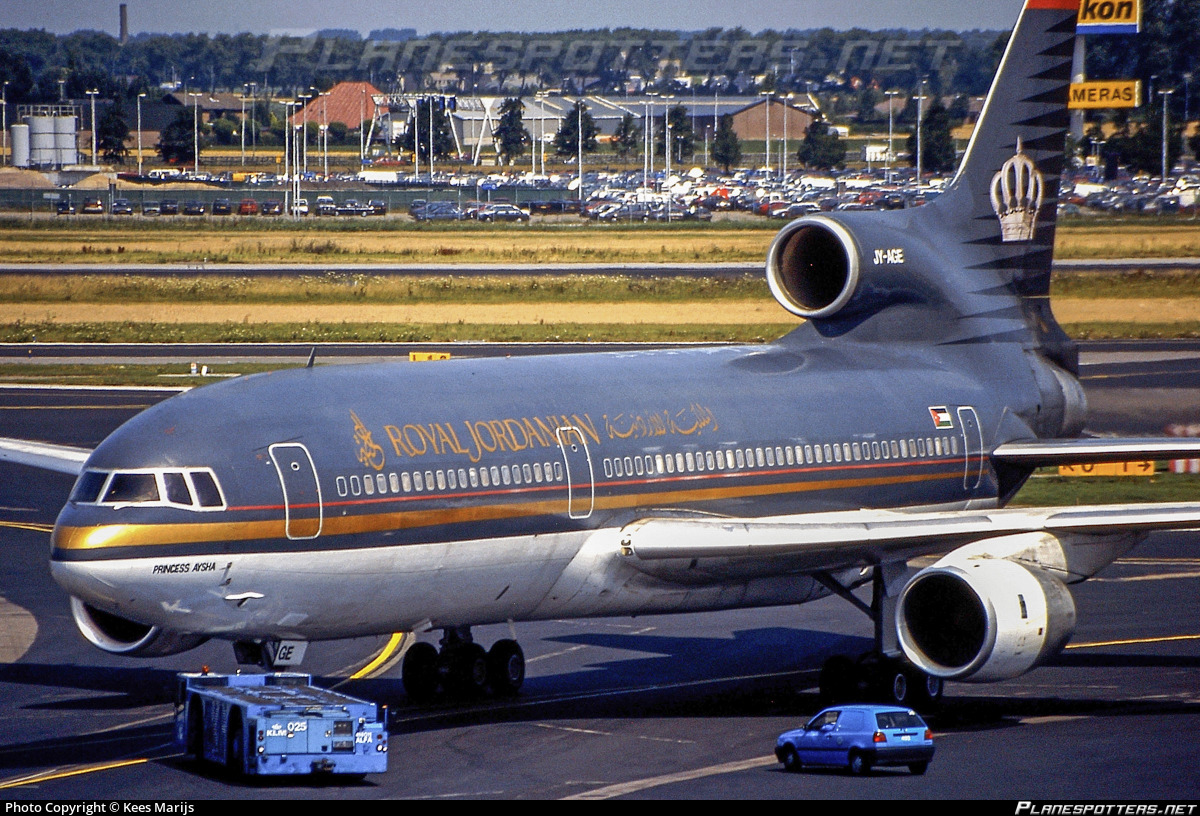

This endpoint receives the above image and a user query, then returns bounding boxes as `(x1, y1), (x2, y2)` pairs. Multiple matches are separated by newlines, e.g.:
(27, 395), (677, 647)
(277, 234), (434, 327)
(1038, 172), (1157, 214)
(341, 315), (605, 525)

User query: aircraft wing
(619, 503), (1200, 569)
(993, 437), (1200, 467)
(0, 437), (91, 475)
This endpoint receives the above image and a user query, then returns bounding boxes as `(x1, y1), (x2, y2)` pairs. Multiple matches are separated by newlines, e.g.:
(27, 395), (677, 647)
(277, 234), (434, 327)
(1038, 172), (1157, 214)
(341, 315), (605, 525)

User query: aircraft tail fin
(933, 0), (1080, 368)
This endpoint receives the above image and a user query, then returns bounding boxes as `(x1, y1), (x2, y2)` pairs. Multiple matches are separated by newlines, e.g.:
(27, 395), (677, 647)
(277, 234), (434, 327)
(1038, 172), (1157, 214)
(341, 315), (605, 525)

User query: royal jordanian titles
(5, 0), (1200, 706)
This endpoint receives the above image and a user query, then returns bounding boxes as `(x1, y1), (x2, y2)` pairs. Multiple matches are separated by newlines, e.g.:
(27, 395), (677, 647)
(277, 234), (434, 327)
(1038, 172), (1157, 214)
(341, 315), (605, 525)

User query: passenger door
(269, 442), (323, 539)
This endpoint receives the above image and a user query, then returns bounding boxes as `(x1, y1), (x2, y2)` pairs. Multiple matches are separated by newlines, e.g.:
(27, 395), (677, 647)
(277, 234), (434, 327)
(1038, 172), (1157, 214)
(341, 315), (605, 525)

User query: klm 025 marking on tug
(174, 672), (387, 777)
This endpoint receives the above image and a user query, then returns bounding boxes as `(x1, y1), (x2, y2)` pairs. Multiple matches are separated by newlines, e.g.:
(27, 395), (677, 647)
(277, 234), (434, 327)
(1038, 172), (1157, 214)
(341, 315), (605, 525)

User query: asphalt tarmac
(0, 341), (1198, 799)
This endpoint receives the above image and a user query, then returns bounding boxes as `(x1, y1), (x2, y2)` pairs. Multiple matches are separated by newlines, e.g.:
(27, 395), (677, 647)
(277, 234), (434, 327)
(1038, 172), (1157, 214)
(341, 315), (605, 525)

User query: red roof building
(289, 81), (382, 130)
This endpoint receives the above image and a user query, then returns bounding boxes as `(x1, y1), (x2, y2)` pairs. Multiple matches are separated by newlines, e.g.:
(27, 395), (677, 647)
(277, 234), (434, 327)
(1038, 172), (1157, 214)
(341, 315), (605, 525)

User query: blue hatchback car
(775, 704), (934, 775)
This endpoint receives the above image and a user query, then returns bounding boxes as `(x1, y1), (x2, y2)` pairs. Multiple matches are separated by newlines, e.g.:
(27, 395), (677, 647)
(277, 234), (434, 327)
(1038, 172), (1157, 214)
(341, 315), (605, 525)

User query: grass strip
(1012, 470), (1200, 506)
(0, 321), (793, 344)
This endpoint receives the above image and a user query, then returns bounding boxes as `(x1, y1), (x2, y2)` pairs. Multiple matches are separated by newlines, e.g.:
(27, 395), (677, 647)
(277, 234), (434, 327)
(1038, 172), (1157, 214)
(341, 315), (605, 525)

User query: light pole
(914, 80), (928, 186)
(885, 90), (901, 183)
(136, 92), (145, 176)
(1159, 88), (1174, 183)
(248, 82), (257, 159)
(782, 92), (794, 180)
(187, 91), (200, 176)
(665, 120), (672, 221)
(2, 81), (8, 167)
(577, 98), (584, 207)
(320, 91), (329, 179)
(760, 90), (772, 177)
(299, 91), (313, 177)
(85, 89), (99, 166)
(359, 87), (365, 170)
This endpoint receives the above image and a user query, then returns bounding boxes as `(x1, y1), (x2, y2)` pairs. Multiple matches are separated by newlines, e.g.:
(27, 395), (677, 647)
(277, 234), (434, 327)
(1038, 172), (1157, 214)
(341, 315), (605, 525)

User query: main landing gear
(401, 626), (525, 703)
(812, 566), (944, 711)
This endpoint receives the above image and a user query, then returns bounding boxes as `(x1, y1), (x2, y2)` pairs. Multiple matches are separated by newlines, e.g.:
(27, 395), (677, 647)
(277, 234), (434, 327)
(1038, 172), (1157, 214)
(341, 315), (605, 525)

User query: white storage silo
(11, 123), (30, 167)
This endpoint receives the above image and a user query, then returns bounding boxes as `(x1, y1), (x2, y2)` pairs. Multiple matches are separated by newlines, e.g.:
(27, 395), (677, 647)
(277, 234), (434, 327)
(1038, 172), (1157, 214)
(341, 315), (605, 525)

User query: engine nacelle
(70, 596), (208, 657)
(895, 557), (1075, 682)
(766, 215), (861, 319)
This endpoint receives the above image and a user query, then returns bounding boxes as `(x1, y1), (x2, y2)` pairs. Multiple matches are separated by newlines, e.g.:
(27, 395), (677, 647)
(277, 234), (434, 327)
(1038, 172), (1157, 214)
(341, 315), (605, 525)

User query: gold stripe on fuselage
(52, 467), (962, 552)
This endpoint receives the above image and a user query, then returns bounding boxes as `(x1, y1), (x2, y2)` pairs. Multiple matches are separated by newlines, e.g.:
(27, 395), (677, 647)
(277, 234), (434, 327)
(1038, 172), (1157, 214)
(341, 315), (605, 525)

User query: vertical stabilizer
(932, 0), (1080, 370)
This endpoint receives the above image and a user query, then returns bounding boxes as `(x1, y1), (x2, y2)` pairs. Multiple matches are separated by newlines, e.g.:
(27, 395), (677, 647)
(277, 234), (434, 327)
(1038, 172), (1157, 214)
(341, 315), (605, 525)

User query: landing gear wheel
(487, 639), (525, 697)
(877, 660), (912, 706)
(905, 665), (944, 710)
(402, 641), (441, 703)
(819, 655), (858, 705)
(444, 642), (489, 698)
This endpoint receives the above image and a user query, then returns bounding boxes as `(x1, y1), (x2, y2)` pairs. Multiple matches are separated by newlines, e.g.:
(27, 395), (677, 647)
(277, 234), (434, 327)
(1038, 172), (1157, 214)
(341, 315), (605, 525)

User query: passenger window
(735, 449), (745, 468)
(706, 451), (716, 469)
(436, 471), (446, 490)
(389, 473), (400, 492)
(553, 462), (563, 480)
(654, 454), (665, 474)
(402, 472), (413, 492)
(469, 468), (479, 488)
(364, 476), (375, 495)
(614, 458), (624, 477)
(675, 453), (685, 472)
(413, 472), (424, 491)
(533, 462), (543, 482)
(480, 467), (490, 487)
(189, 471), (224, 508)
(336, 476), (348, 497)
(510, 465), (520, 485)
(634, 457), (644, 476)
(765, 447), (775, 466)
(685, 452), (695, 472)
(522, 463), (532, 482)
(490, 466), (499, 485)
(447, 469), (457, 489)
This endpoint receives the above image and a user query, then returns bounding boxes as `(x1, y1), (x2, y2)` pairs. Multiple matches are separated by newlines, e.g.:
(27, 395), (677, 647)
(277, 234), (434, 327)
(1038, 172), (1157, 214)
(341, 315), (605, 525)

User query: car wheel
(780, 745), (802, 772)
(847, 750), (870, 776)
(909, 761), (928, 775)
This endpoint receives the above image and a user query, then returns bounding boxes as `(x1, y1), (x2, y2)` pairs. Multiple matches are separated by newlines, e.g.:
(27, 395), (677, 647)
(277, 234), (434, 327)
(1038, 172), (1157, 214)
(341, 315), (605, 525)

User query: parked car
(260, 199), (283, 215)
(183, 200), (206, 215)
(237, 198), (259, 216)
(291, 198), (309, 216)
(775, 705), (935, 776)
(81, 197), (105, 214)
(160, 199), (179, 215)
(367, 199), (388, 215)
(111, 198), (134, 216)
(477, 203), (530, 223)
(336, 198), (370, 216)
(315, 195), (337, 216)
(412, 201), (463, 221)
(55, 199), (76, 215)
(211, 198), (232, 215)
(141, 201), (161, 216)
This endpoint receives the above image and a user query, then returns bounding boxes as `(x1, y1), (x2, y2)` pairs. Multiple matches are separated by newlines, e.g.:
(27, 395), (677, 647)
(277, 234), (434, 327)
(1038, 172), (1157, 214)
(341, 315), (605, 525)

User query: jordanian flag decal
(929, 406), (954, 429)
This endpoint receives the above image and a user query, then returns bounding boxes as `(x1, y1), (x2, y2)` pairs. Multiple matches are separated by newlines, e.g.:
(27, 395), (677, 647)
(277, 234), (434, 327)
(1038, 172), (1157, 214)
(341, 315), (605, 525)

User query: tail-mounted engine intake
(766, 215), (861, 319)
(70, 596), (208, 657)
(895, 555), (1075, 682)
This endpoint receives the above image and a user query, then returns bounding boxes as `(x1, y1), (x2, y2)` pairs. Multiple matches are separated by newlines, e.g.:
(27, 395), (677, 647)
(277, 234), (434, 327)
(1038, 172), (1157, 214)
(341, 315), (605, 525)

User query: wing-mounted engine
(70, 597), (208, 657)
(894, 535), (1077, 682)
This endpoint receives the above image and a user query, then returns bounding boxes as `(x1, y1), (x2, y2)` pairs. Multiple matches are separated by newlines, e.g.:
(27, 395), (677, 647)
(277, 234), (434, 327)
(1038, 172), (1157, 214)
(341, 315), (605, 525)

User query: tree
(553, 100), (597, 157)
(613, 112), (641, 158)
(796, 117), (845, 170)
(712, 113), (741, 172)
(493, 97), (530, 165)
(157, 108), (198, 165)
(97, 102), (130, 164)
(906, 98), (956, 174)
(658, 103), (694, 163)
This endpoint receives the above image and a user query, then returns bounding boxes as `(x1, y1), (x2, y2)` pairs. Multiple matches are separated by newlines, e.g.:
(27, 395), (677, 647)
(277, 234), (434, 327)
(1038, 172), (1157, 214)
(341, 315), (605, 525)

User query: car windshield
(875, 711), (925, 729)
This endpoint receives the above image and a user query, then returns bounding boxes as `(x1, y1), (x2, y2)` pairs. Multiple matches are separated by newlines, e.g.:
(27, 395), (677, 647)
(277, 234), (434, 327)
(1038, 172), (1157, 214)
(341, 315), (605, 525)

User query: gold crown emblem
(989, 138), (1044, 243)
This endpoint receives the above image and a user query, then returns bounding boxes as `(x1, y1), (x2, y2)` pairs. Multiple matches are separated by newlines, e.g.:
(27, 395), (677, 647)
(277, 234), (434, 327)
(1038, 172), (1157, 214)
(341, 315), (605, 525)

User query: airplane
(3, 0), (1200, 711)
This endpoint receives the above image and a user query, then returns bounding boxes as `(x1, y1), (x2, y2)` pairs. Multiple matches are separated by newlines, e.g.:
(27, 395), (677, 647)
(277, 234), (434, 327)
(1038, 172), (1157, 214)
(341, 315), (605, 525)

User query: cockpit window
(71, 468), (226, 511)
(162, 471), (192, 506)
(189, 471), (224, 508)
(103, 473), (160, 504)
(70, 470), (108, 504)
